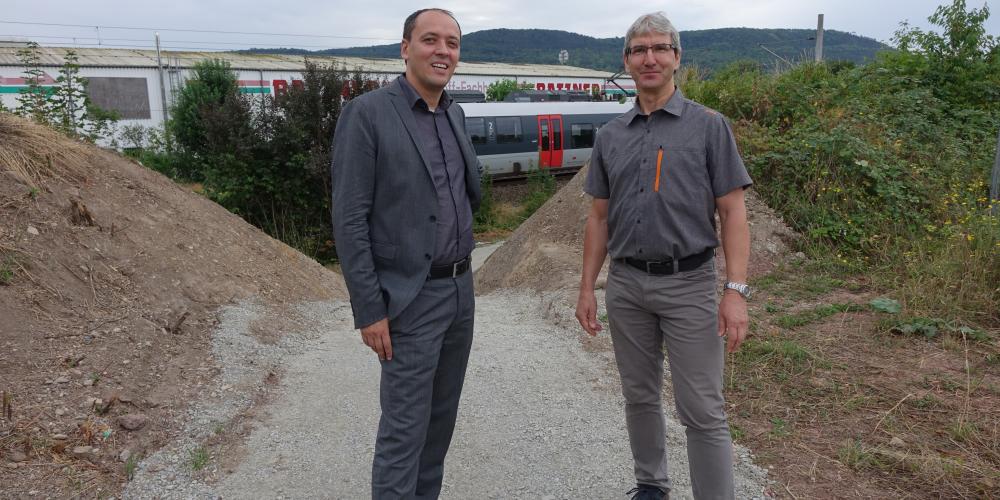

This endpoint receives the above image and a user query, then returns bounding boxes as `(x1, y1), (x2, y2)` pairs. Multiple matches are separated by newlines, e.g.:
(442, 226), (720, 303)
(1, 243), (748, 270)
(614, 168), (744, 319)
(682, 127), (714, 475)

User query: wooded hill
(246, 27), (887, 73)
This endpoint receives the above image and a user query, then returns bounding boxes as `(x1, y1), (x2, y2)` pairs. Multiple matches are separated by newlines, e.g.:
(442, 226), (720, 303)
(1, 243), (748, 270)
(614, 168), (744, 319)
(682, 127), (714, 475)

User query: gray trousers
(606, 260), (734, 500)
(372, 271), (475, 500)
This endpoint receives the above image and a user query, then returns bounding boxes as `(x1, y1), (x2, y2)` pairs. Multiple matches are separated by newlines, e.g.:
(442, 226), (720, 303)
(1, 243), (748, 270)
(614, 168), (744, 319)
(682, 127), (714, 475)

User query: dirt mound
(475, 163), (799, 294)
(0, 113), (345, 497)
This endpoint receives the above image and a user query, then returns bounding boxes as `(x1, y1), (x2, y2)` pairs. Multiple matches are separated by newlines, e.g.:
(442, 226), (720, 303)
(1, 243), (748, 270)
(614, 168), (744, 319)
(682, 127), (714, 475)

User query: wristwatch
(724, 282), (752, 300)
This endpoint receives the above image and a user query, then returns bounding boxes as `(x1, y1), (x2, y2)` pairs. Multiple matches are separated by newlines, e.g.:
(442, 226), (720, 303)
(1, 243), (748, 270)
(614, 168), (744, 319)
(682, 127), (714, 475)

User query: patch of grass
(769, 417), (790, 437)
(729, 422), (745, 441)
(125, 454), (139, 480)
(0, 255), (16, 285)
(838, 439), (885, 470)
(189, 447), (209, 471)
(947, 420), (978, 443)
(908, 394), (940, 409)
(774, 303), (864, 329)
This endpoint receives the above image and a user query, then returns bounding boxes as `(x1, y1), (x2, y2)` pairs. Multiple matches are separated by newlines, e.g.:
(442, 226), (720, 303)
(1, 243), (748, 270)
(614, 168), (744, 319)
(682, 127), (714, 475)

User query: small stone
(112, 327), (122, 333)
(26, 226), (39, 236)
(52, 434), (68, 440)
(54, 376), (71, 384)
(890, 437), (906, 448)
(9, 451), (28, 462)
(5, 462), (18, 469)
(118, 413), (148, 431)
(119, 449), (132, 462)
(71, 446), (95, 459)
(83, 379), (93, 387)
(70, 369), (83, 377)
(55, 408), (66, 417)
(794, 251), (806, 260)
(122, 360), (130, 366)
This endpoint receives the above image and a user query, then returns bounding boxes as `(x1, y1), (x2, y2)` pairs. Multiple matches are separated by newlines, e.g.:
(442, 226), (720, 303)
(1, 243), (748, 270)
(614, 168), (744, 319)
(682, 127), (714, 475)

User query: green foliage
(13, 44), (118, 141)
(869, 298), (902, 314)
(473, 170), (497, 231)
(890, 317), (990, 341)
(684, 0), (999, 327)
(189, 447), (209, 471)
(485, 78), (533, 101)
(774, 303), (864, 329)
(518, 168), (557, 220)
(159, 59), (385, 260)
(0, 255), (15, 285)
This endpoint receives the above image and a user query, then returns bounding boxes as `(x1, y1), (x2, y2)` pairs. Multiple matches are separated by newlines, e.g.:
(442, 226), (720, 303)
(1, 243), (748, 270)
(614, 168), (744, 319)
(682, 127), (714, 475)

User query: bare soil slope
(475, 162), (798, 294)
(0, 114), (345, 497)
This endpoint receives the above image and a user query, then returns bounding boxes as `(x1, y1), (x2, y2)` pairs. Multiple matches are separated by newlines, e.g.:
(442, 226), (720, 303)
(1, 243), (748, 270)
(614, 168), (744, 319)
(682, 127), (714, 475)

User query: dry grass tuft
(0, 113), (95, 188)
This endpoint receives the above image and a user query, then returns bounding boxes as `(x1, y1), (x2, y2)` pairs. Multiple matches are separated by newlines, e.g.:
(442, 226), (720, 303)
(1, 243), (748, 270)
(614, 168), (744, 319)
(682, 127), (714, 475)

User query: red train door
(537, 115), (564, 168)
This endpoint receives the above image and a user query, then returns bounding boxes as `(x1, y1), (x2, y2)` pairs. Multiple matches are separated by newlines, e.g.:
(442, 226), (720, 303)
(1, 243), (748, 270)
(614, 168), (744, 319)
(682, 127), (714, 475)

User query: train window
(465, 117), (487, 144)
(571, 123), (595, 149)
(540, 121), (549, 151)
(495, 117), (522, 144)
(552, 123), (562, 150)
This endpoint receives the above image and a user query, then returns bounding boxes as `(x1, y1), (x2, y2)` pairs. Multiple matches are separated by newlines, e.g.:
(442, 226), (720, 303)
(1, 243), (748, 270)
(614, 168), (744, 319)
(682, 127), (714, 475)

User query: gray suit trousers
(372, 271), (475, 500)
(606, 260), (734, 500)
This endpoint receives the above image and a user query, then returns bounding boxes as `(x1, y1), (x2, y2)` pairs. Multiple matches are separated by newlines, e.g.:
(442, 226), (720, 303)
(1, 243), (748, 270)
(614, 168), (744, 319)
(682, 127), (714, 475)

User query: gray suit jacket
(331, 78), (482, 329)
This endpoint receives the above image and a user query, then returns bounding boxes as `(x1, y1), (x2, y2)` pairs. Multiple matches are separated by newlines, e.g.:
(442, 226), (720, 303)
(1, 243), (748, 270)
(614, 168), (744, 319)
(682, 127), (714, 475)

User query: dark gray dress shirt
(398, 75), (474, 266)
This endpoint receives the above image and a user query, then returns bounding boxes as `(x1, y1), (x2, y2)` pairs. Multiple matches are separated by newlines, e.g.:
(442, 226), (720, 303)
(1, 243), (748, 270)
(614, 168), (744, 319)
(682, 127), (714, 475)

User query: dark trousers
(371, 271), (475, 500)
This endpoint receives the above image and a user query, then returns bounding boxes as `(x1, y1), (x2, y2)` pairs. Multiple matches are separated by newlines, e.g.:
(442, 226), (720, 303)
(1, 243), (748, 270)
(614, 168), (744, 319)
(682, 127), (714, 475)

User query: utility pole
(815, 14), (825, 62)
(155, 32), (169, 122)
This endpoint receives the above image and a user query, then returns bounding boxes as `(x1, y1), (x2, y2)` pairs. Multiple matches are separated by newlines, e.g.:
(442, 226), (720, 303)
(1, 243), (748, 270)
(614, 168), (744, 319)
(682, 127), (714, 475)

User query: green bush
(683, 0), (999, 326)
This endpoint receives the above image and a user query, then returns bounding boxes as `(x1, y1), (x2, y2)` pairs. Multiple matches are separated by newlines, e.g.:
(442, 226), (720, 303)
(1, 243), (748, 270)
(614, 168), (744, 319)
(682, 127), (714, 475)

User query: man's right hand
(360, 318), (392, 361)
(575, 290), (603, 337)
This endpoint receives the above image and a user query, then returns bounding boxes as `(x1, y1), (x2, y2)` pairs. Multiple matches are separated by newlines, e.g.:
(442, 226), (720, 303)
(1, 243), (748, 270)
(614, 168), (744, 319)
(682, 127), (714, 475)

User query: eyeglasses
(626, 43), (675, 59)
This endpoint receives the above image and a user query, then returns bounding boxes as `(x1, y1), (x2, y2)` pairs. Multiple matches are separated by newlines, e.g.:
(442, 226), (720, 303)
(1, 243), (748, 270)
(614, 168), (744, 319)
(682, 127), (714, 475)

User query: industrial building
(0, 44), (635, 132)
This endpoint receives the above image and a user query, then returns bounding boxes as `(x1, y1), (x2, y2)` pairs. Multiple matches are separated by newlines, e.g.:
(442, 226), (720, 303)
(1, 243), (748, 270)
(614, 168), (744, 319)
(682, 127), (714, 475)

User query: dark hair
(402, 8), (461, 40)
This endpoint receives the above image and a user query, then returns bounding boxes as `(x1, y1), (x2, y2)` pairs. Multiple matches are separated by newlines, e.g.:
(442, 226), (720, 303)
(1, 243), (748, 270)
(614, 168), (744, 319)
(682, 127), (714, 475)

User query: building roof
(0, 45), (613, 79)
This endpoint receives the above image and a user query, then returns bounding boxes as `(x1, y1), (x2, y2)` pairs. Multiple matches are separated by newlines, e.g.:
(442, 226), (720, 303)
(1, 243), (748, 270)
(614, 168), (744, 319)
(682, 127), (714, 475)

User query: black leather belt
(617, 248), (714, 275)
(428, 256), (471, 279)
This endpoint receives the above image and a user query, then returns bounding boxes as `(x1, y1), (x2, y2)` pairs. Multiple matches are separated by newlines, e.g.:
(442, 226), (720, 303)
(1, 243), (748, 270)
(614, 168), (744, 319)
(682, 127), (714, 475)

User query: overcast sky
(2, 0), (997, 52)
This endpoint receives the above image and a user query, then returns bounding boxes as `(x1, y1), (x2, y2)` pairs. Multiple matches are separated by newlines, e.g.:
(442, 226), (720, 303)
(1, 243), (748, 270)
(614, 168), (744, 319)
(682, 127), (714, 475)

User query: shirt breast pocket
(661, 147), (710, 194)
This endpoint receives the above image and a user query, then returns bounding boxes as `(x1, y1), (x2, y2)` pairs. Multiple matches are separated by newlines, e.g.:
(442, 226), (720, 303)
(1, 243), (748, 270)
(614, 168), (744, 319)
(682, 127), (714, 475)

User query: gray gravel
(124, 290), (770, 499)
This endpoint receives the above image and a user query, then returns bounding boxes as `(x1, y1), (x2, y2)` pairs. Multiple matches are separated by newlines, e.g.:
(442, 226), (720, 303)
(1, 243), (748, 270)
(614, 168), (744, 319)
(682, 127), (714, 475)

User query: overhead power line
(0, 20), (398, 42)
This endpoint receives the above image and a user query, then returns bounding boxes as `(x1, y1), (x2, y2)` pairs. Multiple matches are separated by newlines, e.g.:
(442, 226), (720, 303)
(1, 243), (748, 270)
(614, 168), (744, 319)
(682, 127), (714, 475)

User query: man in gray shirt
(575, 11), (752, 500)
(331, 8), (481, 499)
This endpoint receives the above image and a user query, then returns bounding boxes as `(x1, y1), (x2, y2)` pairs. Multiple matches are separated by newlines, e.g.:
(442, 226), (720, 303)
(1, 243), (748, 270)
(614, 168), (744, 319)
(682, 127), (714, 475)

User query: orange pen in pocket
(654, 146), (664, 192)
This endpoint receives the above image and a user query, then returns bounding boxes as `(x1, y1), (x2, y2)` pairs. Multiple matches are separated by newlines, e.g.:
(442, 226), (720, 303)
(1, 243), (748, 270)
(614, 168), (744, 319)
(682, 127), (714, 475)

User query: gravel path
(124, 291), (770, 499)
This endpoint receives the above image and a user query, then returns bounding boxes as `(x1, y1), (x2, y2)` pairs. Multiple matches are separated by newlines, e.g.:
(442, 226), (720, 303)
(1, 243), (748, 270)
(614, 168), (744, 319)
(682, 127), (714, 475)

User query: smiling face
(623, 31), (681, 95)
(401, 10), (461, 100)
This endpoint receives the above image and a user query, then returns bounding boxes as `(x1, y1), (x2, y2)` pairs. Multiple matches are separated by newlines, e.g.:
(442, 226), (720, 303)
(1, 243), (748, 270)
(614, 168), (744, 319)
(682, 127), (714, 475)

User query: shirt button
(636, 220), (641, 224)
(430, 215), (437, 222)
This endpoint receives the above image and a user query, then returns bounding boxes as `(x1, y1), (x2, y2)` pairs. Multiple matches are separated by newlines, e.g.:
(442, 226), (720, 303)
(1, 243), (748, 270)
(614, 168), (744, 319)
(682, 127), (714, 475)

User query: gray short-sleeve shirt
(585, 88), (752, 261)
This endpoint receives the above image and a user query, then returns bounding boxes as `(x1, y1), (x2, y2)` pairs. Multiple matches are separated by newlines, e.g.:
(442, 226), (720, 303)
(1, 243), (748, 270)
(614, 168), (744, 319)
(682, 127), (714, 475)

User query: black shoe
(626, 485), (666, 500)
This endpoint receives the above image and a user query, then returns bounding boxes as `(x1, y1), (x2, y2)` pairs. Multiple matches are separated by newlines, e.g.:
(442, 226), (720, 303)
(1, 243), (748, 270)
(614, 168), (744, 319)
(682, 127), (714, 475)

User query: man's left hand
(718, 291), (748, 353)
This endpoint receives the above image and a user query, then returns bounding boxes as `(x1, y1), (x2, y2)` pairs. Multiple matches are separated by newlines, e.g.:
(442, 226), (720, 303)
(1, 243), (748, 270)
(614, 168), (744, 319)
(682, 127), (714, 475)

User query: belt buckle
(452, 261), (461, 278)
(645, 258), (673, 274)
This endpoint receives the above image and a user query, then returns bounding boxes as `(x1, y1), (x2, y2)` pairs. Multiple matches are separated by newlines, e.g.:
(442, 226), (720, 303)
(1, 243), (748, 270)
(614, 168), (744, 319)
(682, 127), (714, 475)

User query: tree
(891, 0), (999, 110)
(13, 44), (118, 141)
(486, 78), (532, 101)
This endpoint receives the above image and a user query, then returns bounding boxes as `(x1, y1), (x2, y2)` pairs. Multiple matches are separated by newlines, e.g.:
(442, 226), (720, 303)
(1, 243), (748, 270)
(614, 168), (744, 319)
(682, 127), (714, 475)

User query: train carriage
(458, 101), (633, 178)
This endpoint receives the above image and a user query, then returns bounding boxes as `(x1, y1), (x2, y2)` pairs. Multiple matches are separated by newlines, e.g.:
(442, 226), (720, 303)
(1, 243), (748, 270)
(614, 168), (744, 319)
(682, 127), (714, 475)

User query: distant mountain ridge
(246, 27), (888, 73)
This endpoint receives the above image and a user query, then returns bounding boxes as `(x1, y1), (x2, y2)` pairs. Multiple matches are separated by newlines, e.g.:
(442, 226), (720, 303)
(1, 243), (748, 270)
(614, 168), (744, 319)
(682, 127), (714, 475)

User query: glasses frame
(625, 43), (676, 59)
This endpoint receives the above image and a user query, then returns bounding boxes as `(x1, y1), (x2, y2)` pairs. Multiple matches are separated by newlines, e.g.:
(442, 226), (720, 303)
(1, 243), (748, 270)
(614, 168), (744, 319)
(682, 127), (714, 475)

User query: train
(457, 101), (634, 179)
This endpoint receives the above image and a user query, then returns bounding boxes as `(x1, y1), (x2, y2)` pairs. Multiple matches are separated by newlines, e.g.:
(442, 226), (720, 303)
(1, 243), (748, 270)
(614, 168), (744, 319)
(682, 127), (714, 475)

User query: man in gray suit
(331, 8), (481, 500)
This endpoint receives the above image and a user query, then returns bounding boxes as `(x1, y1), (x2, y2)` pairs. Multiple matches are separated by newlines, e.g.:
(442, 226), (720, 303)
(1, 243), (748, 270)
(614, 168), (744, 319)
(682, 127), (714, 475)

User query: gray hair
(624, 12), (681, 54)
